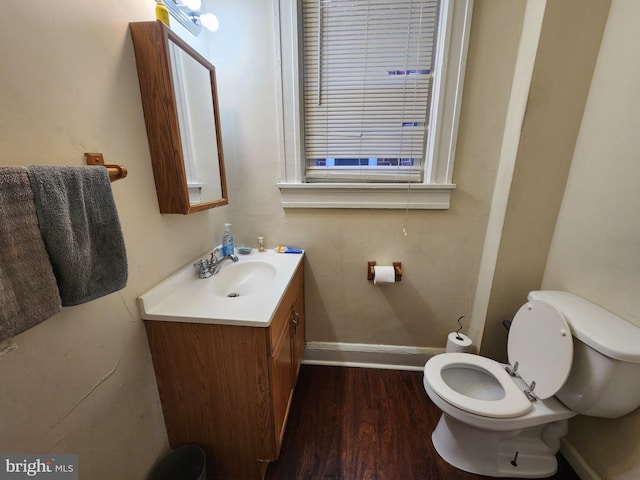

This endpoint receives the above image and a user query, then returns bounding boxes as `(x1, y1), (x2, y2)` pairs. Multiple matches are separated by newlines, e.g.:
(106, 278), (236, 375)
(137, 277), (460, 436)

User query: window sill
(277, 183), (455, 210)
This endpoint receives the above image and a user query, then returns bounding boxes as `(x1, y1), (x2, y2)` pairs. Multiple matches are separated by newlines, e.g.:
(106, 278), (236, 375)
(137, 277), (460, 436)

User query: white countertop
(138, 249), (304, 327)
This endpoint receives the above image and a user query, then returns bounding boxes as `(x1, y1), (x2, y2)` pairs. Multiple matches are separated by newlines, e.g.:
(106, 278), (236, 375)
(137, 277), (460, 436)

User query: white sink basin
(210, 261), (276, 298)
(138, 249), (304, 327)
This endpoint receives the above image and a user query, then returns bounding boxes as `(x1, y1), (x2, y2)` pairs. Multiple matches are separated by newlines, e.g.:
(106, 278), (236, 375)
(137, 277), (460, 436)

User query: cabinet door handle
(291, 310), (300, 334)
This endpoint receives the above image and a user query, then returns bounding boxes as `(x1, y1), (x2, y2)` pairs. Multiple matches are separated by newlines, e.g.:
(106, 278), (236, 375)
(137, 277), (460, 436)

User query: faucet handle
(193, 259), (212, 278)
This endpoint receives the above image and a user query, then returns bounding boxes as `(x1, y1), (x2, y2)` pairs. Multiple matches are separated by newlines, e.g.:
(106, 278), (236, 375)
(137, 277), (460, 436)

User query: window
(275, 0), (472, 209)
(303, 0), (439, 183)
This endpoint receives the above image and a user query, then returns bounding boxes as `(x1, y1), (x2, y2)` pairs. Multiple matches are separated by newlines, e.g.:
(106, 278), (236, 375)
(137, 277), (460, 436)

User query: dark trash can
(150, 445), (206, 480)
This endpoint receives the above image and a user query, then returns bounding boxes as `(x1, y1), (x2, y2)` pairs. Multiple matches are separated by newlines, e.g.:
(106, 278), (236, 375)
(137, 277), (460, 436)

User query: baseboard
(560, 438), (601, 480)
(302, 341), (442, 371)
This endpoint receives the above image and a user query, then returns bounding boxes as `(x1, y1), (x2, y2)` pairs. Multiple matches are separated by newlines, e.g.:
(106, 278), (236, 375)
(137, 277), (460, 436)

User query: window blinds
(302, 0), (441, 182)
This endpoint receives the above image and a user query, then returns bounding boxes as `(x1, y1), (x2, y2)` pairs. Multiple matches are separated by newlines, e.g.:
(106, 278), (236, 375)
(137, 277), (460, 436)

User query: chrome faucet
(193, 248), (239, 279)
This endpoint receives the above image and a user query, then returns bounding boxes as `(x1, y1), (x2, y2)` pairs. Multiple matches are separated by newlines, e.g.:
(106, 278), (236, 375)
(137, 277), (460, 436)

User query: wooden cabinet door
(270, 308), (294, 454)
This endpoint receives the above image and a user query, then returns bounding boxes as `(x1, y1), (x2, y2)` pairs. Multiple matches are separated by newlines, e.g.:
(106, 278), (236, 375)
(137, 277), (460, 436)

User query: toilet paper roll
(446, 332), (474, 353)
(373, 265), (396, 285)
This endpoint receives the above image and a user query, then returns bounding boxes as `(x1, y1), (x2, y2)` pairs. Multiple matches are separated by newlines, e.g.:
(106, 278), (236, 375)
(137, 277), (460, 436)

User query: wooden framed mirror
(130, 21), (228, 214)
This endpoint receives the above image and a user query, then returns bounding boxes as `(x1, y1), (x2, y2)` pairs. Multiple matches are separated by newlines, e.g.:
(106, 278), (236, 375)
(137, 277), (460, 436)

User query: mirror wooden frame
(130, 20), (228, 214)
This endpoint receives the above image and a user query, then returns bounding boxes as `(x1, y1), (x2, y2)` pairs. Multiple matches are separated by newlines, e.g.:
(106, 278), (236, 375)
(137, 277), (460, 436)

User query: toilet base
(432, 413), (568, 478)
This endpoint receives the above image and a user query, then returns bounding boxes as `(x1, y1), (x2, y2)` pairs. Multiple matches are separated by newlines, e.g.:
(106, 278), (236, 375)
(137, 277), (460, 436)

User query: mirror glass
(168, 39), (223, 206)
(130, 21), (228, 214)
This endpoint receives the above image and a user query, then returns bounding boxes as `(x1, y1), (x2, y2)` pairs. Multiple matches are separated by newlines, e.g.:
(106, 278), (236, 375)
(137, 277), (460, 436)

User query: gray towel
(0, 166), (62, 341)
(27, 166), (128, 306)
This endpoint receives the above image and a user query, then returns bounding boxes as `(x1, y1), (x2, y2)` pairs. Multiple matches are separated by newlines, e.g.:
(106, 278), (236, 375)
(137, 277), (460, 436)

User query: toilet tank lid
(528, 291), (640, 363)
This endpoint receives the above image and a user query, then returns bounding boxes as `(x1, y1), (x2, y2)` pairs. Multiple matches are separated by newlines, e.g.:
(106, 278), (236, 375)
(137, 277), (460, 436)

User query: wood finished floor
(265, 365), (581, 480)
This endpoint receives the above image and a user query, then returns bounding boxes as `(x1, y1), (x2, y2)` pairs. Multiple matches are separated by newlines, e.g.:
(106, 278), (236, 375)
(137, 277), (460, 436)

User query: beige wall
(0, 1), (229, 477)
(542, 1), (640, 478)
(481, 0), (611, 362)
(212, 0), (527, 348)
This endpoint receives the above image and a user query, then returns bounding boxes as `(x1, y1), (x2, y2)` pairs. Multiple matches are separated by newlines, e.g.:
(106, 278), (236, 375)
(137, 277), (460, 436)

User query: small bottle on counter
(221, 223), (235, 256)
(257, 236), (265, 252)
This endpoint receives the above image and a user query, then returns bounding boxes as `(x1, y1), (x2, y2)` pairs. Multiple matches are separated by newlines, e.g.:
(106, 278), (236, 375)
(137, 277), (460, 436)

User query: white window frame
(274, 0), (473, 209)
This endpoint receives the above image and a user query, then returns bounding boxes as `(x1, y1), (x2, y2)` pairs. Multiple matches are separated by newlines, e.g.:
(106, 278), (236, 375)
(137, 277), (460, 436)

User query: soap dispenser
(221, 223), (235, 256)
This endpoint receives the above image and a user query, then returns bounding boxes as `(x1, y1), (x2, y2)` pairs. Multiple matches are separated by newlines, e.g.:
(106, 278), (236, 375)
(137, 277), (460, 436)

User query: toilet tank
(528, 291), (640, 418)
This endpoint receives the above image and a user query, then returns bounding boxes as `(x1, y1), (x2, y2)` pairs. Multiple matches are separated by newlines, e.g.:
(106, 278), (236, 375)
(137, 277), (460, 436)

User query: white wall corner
(469, 0), (547, 346)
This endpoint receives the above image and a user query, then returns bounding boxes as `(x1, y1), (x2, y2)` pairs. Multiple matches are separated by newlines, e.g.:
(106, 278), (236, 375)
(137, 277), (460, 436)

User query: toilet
(423, 290), (640, 478)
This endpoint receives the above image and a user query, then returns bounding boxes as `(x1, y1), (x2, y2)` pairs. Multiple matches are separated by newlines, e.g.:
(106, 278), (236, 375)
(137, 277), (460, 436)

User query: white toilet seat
(425, 352), (533, 418)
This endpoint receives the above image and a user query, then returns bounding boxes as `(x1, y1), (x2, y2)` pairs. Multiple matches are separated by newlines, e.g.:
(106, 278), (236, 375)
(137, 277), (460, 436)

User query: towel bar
(85, 152), (127, 182)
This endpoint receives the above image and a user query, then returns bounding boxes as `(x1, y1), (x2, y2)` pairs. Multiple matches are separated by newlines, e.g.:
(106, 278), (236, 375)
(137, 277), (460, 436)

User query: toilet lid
(507, 300), (574, 399)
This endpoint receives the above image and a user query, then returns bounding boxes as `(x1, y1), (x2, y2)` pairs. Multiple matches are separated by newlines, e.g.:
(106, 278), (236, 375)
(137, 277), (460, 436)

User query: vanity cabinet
(144, 263), (304, 480)
(269, 267), (305, 449)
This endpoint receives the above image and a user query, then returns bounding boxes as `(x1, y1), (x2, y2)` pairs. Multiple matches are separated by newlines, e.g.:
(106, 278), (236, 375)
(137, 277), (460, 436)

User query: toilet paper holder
(367, 261), (402, 282)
